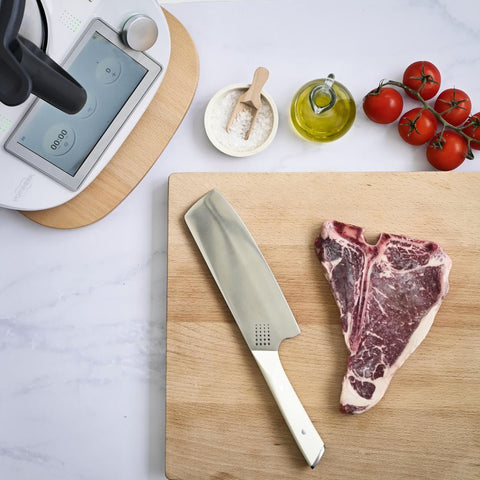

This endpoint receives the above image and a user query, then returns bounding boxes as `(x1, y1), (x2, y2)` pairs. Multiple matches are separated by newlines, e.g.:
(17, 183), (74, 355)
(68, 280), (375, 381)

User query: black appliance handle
(0, 0), (87, 114)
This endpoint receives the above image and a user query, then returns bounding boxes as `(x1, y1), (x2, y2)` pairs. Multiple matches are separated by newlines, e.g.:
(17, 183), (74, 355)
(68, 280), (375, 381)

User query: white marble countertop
(1, 1), (479, 479)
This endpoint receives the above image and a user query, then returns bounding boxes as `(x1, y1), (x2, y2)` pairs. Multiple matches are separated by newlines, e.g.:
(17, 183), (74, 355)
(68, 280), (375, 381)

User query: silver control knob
(121, 14), (158, 51)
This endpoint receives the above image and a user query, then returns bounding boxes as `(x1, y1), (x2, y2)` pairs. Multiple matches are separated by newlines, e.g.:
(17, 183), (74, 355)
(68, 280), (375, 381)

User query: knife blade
(184, 189), (325, 468)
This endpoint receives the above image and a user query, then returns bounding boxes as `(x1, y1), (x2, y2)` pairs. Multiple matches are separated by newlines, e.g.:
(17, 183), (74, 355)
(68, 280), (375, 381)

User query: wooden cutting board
(166, 172), (480, 480)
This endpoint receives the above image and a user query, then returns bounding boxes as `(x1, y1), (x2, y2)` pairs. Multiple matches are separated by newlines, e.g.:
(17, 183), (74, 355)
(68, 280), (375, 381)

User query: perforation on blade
(254, 323), (271, 347)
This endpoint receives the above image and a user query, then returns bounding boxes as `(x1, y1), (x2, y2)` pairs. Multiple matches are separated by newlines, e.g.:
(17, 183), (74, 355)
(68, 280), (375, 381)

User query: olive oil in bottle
(290, 74), (356, 142)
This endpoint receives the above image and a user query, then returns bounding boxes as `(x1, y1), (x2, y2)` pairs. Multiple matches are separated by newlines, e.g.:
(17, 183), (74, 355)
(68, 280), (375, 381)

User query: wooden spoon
(226, 67), (270, 139)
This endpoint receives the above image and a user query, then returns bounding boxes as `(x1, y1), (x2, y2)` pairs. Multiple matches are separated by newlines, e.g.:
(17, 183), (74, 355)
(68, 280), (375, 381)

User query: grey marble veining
(1, 1), (479, 479)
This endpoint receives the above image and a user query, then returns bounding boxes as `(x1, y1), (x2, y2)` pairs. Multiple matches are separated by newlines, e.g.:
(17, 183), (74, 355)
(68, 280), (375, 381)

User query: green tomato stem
(382, 79), (475, 160)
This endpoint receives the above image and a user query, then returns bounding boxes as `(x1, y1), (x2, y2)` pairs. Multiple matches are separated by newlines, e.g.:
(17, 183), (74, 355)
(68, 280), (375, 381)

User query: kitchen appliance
(184, 189), (325, 468)
(0, 0), (170, 210)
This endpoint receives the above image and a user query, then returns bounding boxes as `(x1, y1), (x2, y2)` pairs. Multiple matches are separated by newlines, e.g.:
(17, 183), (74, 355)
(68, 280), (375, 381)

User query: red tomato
(363, 87), (404, 124)
(434, 88), (472, 126)
(397, 108), (437, 145)
(403, 61), (441, 100)
(462, 112), (480, 150)
(426, 131), (468, 171)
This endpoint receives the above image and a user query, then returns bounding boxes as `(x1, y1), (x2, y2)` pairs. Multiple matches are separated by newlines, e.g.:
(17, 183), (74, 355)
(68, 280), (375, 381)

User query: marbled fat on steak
(315, 221), (452, 414)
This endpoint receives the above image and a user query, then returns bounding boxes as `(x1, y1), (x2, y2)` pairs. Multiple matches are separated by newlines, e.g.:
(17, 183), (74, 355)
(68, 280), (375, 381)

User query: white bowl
(204, 83), (279, 157)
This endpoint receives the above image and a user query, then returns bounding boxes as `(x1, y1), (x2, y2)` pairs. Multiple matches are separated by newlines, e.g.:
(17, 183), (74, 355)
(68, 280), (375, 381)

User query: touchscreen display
(17, 31), (147, 176)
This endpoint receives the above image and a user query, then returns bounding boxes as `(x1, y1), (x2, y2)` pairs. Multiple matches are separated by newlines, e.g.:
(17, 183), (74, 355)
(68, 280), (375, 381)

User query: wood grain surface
(21, 9), (199, 229)
(166, 172), (480, 480)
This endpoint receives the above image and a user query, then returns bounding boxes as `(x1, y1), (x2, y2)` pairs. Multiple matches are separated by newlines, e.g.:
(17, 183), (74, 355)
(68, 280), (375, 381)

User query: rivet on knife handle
(252, 350), (325, 467)
(184, 189), (325, 467)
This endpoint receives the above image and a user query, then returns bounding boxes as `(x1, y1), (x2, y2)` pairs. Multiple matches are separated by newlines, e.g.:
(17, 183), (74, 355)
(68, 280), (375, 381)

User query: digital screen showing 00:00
(50, 129), (70, 151)
(17, 30), (147, 176)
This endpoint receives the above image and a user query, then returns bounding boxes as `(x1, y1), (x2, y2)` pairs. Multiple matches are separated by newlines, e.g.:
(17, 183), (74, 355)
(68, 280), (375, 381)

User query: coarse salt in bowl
(204, 83), (278, 157)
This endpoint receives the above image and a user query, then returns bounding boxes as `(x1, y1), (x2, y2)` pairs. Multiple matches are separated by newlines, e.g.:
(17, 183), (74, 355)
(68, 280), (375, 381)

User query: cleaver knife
(184, 189), (325, 468)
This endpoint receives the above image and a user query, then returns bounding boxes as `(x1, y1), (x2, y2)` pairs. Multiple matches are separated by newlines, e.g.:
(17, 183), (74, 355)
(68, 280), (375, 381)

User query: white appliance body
(0, 0), (170, 210)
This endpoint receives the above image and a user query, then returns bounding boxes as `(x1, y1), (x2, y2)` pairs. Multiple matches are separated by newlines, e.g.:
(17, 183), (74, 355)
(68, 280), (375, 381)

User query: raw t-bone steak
(315, 221), (451, 414)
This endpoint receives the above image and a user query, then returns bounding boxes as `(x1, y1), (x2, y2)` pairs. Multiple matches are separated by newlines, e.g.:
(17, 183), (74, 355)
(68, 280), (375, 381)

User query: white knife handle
(251, 350), (325, 468)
